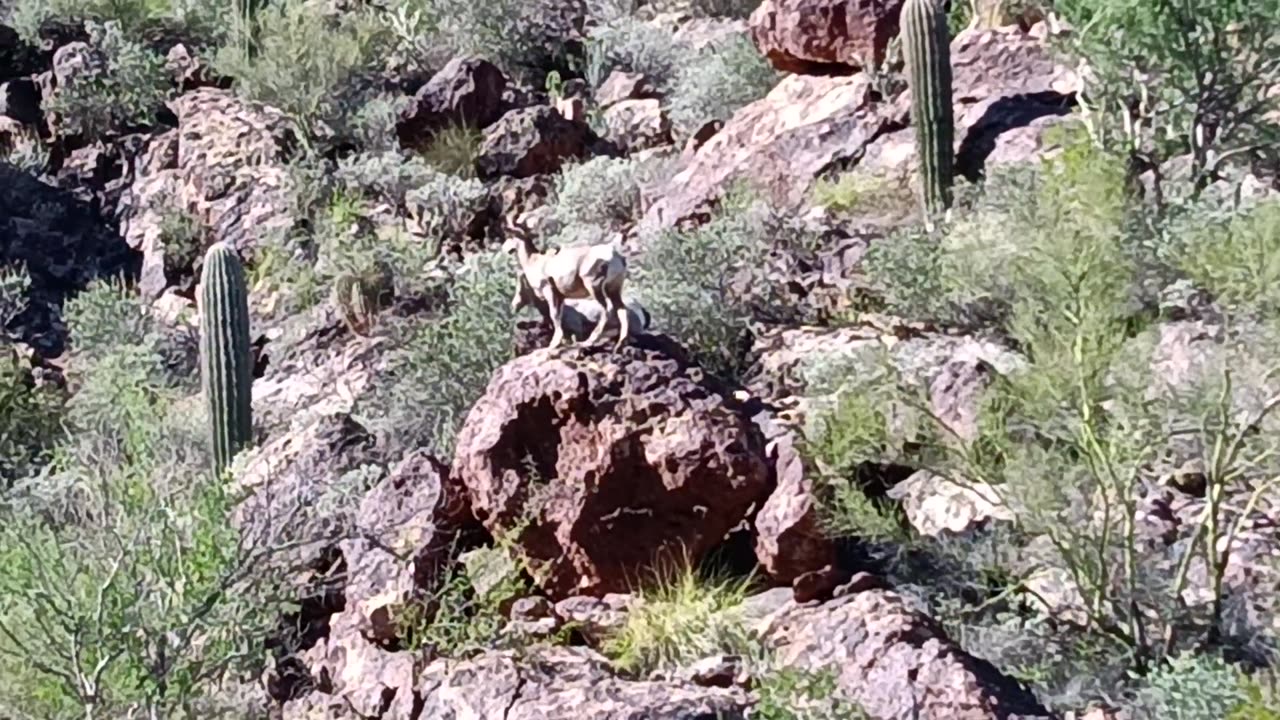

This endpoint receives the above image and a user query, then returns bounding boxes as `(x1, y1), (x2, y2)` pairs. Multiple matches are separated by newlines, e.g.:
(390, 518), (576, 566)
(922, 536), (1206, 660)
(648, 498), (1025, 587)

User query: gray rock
(476, 106), (594, 179)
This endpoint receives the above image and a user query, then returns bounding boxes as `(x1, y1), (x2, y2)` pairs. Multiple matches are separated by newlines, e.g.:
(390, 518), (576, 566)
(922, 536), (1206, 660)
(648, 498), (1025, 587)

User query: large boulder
(639, 24), (1080, 233)
(416, 646), (749, 719)
(116, 88), (297, 298)
(476, 106), (594, 179)
(752, 419), (838, 583)
(603, 98), (672, 153)
(749, 0), (905, 74)
(758, 586), (1052, 720)
(451, 341), (774, 599)
(396, 56), (508, 151)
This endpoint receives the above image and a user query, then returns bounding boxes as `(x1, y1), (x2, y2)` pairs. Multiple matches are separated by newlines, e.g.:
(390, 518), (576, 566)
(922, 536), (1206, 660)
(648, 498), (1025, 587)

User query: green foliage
(603, 562), (755, 676)
(358, 251), (513, 457)
(811, 170), (915, 220)
(902, 0), (955, 220)
(158, 209), (206, 276)
(1230, 675), (1280, 720)
(751, 666), (869, 720)
(198, 243), (253, 479)
(0, 351), (64, 483)
(667, 33), (780, 137)
(43, 21), (172, 141)
(213, 3), (391, 146)
(631, 191), (769, 380)
(1056, 0), (1280, 196)
(417, 124), (483, 179)
(0, 127), (49, 175)
(0, 266), (29, 334)
(584, 16), (684, 89)
(398, 541), (532, 657)
(0, 279), (299, 718)
(551, 156), (641, 232)
(863, 225), (956, 324)
(7, 0), (226, 44)
(1132, 652), (1249, 720)
(1168, 200), (1280, 315)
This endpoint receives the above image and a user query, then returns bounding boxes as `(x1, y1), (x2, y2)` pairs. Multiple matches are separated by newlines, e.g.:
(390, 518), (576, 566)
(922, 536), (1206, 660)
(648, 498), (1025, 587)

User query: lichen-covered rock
(117, 88), (296, 298)
(451, 341), (773, 598)
(603, 98), (672, 153)
(749, 0), (905, 73)
(759, 588), (1052, 719)
(339, 450), (474, 644)
(476, 106), (594, 179)
(416, 646), (750, 719)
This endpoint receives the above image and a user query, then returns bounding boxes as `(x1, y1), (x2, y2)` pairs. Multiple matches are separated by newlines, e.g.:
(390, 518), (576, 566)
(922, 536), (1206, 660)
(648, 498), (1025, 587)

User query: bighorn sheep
(515, 278), (651, 342)
(501, 223), (631, 350)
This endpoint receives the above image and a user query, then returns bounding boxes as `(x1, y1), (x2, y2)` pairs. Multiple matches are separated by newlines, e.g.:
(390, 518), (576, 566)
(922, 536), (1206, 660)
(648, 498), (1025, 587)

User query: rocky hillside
(1, 0), (1279, 719)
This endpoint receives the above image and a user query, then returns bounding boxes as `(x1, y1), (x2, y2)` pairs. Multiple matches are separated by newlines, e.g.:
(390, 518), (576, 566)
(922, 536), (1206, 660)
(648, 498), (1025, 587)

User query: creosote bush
(667, 33), (779, 137)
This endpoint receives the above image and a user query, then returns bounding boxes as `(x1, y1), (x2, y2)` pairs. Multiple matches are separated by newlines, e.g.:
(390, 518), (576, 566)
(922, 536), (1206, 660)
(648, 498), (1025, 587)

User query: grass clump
(603, 562), (755, 676)
(417, 124), (483, 179)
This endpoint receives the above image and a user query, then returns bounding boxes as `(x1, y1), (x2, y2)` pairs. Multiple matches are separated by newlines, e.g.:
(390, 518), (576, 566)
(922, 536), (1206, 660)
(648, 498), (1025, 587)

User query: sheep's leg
(583, 279), (613, 346)
(543, 284), (566, 349)
(612, 288), (631, 351)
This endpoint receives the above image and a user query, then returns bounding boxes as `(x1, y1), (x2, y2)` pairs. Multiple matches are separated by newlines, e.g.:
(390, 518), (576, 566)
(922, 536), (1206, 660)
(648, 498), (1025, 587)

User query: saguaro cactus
(903, 0), (955, 221)
(199, 242), (253, 478)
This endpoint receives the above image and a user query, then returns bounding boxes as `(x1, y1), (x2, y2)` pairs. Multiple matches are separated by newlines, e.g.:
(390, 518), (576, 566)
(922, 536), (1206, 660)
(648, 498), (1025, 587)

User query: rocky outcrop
(416, 647), (749, 719)
(451, 341), (773, 598)
(396, 56), (509, 150)
(640, 23), (1080, 233)
(117, 87), (297, 298)
(0, 163), (139, 356)
(749, 0), (905, 73)
(752, 424), (837, 583)
(476, 106), (595, 179)
(339, 450), (475, 644)
(758, 586), (1053, 720)
(603, 98), (672, 153)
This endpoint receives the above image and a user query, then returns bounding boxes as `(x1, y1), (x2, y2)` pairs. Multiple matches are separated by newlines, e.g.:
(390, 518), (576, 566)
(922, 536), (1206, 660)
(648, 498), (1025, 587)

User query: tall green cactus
(199, 242), (253, 478)
(903, 0), (955, 222)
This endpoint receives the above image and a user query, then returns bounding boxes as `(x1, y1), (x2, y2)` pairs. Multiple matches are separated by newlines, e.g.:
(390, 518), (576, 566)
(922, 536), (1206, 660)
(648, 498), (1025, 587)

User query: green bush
(1132, 653), (1249, 720)
(550, 156), (641, 232)
(631, 191), (769, 380)
(7, 0), (226, 44)
(43, 21), (172, 141)
(667, 33), (779, 137)
(1055, 0), (1280, 197)
(357, 250), (514, 457)
(1169, 200), (1280, 315)
(584, 16), (683, 89)
(751, 667), (869, 720)
(214, 3), (391, 146)
(0, 279), (308, 718)
(602, 562), (755, 676)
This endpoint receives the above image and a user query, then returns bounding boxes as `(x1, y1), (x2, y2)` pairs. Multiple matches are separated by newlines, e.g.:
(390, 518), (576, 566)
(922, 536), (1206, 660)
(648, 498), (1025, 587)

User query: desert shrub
(751, 667), (869, 720)
(584, 16), (683, 88)
(7, 0), (226, 44)
(0, 266), (28, 333)
(1131, 652), (1250, 720)
(1055, 0), (1280, 197)
(0, 278), (316, 718)
(417, 124), (483, 179)
(863, 226), (956, 324)
(333, 151), (440, 208)
(214, 3), (391, 146)
(811, 170), (915, 219)
(357, 251), (513, 457)
(603, 563), (755, 676)
(550, 156), (641, 232)
(644, 0), (759, 17)
(0, 351), (64, 484)
(631, 191), (770, 380)
(667, 33), (779, 137)
(43, 21), (172, 141)
(1165, 199), (1280, 315)
(346, 92), (414, 153)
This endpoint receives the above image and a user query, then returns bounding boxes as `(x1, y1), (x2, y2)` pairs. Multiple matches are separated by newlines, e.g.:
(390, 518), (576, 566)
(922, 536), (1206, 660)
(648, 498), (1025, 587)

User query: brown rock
(296, 610), (420, 720)
(416, 646), (750, 719)
(339, 450), (474, 644)
(641, 26), (1081, 233)
(749, 0), (905, 73)
(603, 98), (672, 153)
(476, 106), (594, 179)
(792, 564), (851, 603)
(761, 590), (1052, 720)
(396, 56), (508, 150)
(451, 343), (773, 599)
(553, 594), (633, 642)
(595, 70), (656, 107)
(752, 426), (837, 583)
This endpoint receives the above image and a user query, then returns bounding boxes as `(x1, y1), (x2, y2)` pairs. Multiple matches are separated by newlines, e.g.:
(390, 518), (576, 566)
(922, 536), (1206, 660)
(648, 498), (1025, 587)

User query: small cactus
(199, 242), (253, 478)
(332, 264), (394, 336)
(902, 0), (955, 222)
